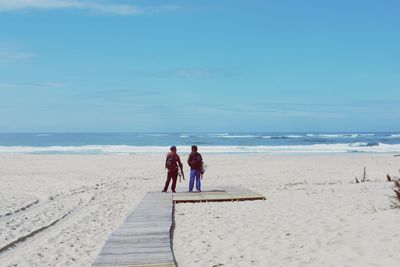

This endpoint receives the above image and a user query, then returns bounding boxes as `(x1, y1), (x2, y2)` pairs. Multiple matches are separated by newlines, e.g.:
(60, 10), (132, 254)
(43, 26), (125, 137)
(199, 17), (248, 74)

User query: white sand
(0, 154), (399, 266)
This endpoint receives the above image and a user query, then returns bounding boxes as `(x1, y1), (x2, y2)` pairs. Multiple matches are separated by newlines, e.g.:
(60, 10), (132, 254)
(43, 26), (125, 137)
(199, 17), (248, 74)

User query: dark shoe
(162, 190), (167, 193)
(172, 190), (176, 193)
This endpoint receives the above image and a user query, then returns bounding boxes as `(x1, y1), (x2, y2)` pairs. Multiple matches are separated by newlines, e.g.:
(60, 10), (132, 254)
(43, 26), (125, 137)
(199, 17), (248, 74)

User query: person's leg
(171, 170), (178, 192)
(195, 170), (201, 191)
(163, 172), (172, 192)
(189, 169), (195, 192)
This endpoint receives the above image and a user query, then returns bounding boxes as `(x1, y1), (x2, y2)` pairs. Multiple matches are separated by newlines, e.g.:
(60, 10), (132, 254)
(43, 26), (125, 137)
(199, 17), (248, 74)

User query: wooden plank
(106, 237), (171, 244)
(111, 229), (168, 235)
(95, 253), (174, 262)
(99, 247), (172, 254)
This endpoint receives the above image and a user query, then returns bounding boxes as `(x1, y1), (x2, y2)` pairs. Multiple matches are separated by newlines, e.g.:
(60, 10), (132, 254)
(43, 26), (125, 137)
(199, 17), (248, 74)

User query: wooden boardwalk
(92, 192), (175, 267)
(92, 186), (265, 267)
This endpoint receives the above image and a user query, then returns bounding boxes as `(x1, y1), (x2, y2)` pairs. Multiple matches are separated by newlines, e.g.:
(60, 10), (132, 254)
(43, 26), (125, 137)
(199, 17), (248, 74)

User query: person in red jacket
(187, 145), (203, 192)
(162, 146), (184, 193)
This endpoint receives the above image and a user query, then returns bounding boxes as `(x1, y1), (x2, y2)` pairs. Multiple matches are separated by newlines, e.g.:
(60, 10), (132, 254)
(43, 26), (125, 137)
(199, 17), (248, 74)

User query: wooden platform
(92, 186), (265, 267)
(172, 186), (266, 203)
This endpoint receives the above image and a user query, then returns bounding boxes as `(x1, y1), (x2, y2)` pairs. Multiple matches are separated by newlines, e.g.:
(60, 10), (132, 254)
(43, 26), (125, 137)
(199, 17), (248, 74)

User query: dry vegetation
(354, 166), (400, 208)
(387, 169), (400, 208)
(355, 167), (369, 183)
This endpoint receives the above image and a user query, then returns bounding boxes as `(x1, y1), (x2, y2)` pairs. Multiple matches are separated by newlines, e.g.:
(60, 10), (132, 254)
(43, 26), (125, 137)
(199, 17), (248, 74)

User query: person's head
(191, 145), (198, 153)
(170, 146), (177, 154)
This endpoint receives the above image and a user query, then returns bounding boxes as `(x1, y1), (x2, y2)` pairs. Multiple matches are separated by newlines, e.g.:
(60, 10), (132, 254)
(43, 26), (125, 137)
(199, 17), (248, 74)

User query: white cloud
(0, 51), (36, 63)
(175, 69), (212, 78)
(0, 83), (19, 89)
(0, 0), (142, 15)
(173, 68), (241, 78)
(132, 68), (240, 78)
(0, 82), (67, 90)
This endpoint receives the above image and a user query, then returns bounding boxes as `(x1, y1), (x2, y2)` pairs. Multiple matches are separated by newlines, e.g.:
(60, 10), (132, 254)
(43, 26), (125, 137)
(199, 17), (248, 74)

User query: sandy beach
(0, 154), (399, 266)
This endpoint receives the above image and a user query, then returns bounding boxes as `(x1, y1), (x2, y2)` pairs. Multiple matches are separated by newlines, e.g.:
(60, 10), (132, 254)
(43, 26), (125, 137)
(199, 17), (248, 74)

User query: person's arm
(200, 154), (204, 177)
(187, 154), (192, 168)
(177, 155), (185, 180)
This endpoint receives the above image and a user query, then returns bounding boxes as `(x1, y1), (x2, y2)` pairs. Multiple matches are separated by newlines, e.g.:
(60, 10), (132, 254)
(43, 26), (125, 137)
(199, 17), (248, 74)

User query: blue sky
(0, 0), (399, 132)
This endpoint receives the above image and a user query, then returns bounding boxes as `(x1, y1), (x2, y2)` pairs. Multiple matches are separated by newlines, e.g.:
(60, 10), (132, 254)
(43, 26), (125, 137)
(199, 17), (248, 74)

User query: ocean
(0, 132), (400, 154)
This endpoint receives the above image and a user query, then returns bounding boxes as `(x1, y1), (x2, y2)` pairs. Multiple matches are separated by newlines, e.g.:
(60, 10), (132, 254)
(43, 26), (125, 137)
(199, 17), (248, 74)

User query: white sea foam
(1, 143), (400, 154)
(307, 133), (345, 138)
(219, 135), (257, 138)
(306, 133), (375, 138)
(345, 134), (375, 138)
(207, 133), (259, 138)
(146, 133), (168, 137)
(349, 142), (379, 147)
(318, 134), (343, 138)
(208, 133), (230, 137)
(263, 135), (303, 139)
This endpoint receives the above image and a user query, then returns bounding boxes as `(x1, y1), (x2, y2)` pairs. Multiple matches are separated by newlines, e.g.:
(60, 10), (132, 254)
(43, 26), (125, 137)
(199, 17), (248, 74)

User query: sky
(0, 0), (399, 133)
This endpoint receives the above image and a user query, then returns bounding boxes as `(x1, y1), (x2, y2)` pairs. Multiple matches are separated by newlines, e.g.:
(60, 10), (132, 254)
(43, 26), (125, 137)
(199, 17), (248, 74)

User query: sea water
(0, 132), (400, 154)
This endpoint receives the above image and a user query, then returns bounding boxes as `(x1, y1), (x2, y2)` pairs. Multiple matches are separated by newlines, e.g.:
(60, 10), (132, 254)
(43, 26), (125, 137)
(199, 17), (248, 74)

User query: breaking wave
(1, 143), (400, 155)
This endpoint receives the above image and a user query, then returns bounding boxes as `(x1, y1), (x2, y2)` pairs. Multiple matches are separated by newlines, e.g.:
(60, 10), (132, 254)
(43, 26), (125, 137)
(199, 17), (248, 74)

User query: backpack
(166, 154), (177, 171)
(190, 153), (202, 170)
